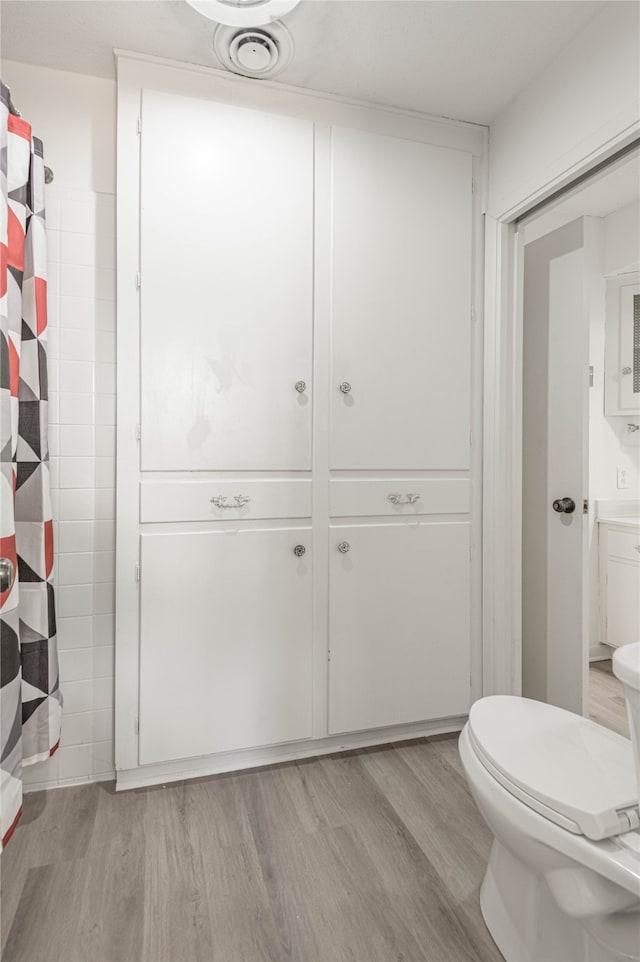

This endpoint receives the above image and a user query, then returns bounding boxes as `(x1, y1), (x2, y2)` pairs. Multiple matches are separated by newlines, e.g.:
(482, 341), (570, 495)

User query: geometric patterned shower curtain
(0, 80), (62, 849)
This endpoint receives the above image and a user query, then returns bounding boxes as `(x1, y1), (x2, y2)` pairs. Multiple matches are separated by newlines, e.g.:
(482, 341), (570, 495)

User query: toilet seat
(468, 696), (640, 841)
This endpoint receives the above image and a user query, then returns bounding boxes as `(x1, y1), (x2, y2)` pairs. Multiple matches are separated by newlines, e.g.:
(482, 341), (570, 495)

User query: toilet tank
(613, 643), (640, 805)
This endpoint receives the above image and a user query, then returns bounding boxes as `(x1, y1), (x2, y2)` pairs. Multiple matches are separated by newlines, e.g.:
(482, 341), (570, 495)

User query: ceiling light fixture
(185, 0), (301, 28)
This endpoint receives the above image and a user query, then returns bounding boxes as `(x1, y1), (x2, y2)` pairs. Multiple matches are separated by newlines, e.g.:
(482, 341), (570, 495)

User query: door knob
(339, 382), (351, 394)
(552, 498), (576, 514)
(337, 541), (350, 554)
(293, 545), (306, 557)
(0, 557), (15, 593)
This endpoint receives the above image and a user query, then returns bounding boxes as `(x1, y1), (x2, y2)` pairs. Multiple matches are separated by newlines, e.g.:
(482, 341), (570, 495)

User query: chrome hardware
(628, 423), (640, 433)
(0, 557), (14, 593)
(622, 366), (633, 376)
(295, 380), (307, 394)
(210, 495), (251, 509)
(552, 497), (576, 514)
(339, 382), (351, 394)
(293, 544), (306, 557)
(337, 541), (350, 554)
(387, 493), (420, 505)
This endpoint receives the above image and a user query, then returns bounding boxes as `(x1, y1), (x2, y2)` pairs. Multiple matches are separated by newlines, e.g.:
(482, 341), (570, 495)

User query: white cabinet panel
(328, 522), (471, 734)
(140, 90), (313, 471)
(606, 560), (640, 648)
(330, 127), (472, 469)
(140, 479), (312, 523)
(139, 527), (313, 764)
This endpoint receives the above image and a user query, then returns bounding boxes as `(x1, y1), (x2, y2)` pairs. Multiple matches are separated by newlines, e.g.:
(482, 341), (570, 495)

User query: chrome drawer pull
(339, 382), (352, 394)
(337, 541), (350, 554)
(388, 493), (420, 505)
(293, 545), (306, 557)
(295, 380), (307, 394)
(210, 495), (251, 509)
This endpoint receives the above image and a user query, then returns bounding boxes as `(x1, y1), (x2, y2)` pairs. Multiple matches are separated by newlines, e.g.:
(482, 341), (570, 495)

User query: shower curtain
(0, 81), (62, 848)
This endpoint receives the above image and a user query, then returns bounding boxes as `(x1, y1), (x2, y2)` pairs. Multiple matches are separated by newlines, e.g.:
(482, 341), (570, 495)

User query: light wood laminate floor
(1, 735), (503, 962)
(588, 659), (630, 738)
(1, 665), (630, 962)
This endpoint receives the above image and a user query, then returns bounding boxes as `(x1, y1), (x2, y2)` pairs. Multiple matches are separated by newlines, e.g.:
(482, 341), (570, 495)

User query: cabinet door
(328, 522), (471, 734)
(606, 560), (640, 648)
(139, 527), (313, 764)
(140, 90), (313, 471)
(330, 127), (472, 469)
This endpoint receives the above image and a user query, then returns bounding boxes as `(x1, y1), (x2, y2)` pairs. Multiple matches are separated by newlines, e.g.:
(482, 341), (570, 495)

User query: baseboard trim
(116, 715), (467, 791)
(589, 642), (613, 662)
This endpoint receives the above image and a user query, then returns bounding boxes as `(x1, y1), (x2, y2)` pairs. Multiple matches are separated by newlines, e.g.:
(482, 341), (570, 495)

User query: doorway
(519, 149), (640, 734)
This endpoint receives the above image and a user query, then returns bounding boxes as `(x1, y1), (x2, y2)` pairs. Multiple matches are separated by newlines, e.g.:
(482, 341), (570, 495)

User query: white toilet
(459, 643), (640, 962)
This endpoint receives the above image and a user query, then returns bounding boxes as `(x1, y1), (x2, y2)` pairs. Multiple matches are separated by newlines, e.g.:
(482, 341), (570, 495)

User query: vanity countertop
(597, 517), (640, 530)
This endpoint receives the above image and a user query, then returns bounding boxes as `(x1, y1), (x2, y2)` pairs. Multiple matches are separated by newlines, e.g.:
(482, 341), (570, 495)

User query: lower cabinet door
(606, 559), (640, 648)
(328, 522), (471, 734)
(139, 526), (313, 764)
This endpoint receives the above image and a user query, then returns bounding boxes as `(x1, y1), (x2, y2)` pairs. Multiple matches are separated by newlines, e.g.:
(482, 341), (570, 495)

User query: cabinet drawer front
(329, 479), (470, 518)
(140, 480), (312, 523)
(607, 527), (640, 563)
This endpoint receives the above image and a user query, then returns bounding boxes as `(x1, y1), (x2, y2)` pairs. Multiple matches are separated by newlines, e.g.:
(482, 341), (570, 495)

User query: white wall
(2, 60), (117, 789)
(488, 2), (640, 219)
(588, 203), (640, 649)
(603, 199), (640, 276)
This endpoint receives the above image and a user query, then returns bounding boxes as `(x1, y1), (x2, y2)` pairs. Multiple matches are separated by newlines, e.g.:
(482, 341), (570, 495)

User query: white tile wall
(23, 186), (116, 791)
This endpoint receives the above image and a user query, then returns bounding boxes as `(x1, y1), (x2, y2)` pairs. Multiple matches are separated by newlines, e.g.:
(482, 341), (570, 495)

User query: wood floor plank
(314, 751), (497, 962)
(3, 845), (145, 962)
(589, 660), (630, 738)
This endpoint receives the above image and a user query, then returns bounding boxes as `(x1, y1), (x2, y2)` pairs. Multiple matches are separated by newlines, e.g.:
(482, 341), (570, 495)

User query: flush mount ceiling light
(185, 0), (300, 27)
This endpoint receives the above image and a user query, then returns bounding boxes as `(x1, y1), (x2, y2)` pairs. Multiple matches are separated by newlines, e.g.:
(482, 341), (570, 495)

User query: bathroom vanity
(598, 506), (640, 650)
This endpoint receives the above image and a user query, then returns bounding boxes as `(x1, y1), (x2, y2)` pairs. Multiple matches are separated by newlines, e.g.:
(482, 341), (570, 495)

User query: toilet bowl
(459, 689), (640, 962)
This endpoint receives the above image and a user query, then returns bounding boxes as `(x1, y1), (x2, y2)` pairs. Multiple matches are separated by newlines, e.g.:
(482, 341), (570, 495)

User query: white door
(522, 218), (590, 714)
(139, 526), (313, 764)
(328, 521), (471, 734)
(139, 90), (313, 471)
(330, 127), (472, 469)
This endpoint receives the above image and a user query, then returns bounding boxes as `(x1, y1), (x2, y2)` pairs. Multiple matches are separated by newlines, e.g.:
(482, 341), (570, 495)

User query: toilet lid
(468, 696), (639, 841)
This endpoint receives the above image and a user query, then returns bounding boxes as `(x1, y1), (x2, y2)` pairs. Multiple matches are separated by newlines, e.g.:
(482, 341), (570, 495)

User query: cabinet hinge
(469, 544), (473, 563)
(135, 271), (141, 290)
(583, 499), (589, 515)
(469, 430), (473, 447)
(134, 716), (139, 735)
(135, 424), (141, 441)
(137, 117), (142, 135)
(472, 178), (477, 193)
(135, 563), (141, 583)
(471, 305), (476, 323)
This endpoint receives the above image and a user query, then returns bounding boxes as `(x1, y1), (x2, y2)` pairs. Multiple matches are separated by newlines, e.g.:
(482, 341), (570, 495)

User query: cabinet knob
(293, 544), (306, 557)
(337, 541), (350, 554)
(295, 380), (307, 394)
(339, 382), (352, 395)
(622, 367), (633, 376)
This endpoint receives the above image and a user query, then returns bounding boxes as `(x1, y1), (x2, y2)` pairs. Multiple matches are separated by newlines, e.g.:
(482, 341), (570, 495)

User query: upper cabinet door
(330, 128), (473, 469)
(140, 91), (313, 471)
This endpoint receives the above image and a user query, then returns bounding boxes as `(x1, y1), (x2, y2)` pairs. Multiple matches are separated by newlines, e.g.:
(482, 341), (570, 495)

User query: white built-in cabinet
(116, 66), (481, 787)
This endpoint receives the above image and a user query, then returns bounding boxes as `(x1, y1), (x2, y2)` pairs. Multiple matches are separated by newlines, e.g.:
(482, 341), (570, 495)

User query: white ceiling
(0, 0), (606, 124)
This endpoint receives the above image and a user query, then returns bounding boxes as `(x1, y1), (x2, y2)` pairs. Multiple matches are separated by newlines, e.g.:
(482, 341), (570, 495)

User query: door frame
(483, 129), (640, 700)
